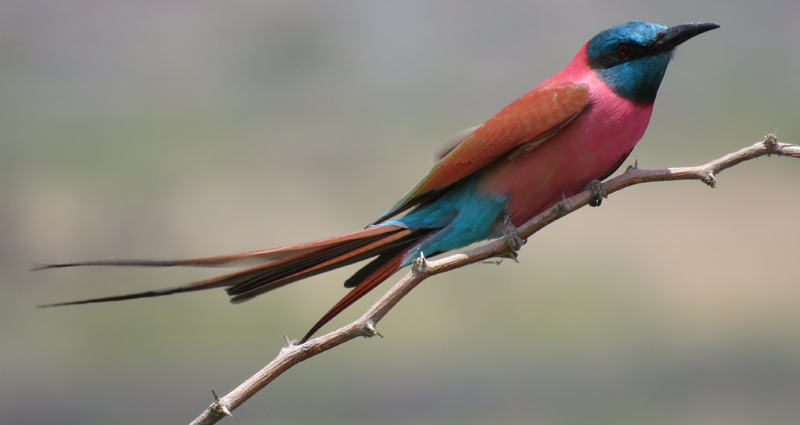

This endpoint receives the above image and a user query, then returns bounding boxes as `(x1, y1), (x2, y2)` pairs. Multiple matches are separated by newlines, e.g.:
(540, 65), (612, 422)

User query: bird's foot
(501, 212), (526, 262)
(586, 179), (607, 207)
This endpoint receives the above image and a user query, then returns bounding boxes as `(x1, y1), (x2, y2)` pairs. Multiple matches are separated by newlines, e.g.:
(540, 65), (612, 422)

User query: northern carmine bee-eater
(38, 21), (719, 342)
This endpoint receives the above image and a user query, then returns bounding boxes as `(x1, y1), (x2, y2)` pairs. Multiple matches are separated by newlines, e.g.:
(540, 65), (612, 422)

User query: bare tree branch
(189, 135), (799, 425)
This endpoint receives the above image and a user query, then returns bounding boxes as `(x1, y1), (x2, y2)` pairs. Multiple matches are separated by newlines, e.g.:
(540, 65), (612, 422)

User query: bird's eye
(617, 43), (631, 56)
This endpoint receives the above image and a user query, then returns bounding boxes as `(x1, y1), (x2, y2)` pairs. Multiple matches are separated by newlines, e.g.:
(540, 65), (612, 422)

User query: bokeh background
(3, 1), (799, 424)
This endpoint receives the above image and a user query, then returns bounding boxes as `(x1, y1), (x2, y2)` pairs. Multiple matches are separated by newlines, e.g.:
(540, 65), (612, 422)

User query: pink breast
(477, 71), (654, 226)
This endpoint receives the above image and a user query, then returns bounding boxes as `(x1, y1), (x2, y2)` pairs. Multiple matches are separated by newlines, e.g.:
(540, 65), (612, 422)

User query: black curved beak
(654, 22), (719, 52)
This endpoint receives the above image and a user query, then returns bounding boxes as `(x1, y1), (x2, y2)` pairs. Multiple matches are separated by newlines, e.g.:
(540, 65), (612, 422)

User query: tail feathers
(37, 276), (233, 308)
(38, 224), (430, 342)
(343, 241), (412, 288)
(32, 225), (402, 271)
(226, 227), (427, 303)
(300, 244), (410, 343)
(37, 225), (427, 332)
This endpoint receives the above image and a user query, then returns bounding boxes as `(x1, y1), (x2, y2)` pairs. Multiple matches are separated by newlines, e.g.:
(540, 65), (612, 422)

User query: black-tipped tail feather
(37, 278), (231, 308)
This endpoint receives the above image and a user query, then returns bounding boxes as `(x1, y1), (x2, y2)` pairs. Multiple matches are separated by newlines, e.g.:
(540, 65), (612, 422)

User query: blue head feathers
(587, 21), (718, 104)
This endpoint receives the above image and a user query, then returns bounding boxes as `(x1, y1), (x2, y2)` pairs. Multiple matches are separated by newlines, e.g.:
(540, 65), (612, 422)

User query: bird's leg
(501, 212), (526, 261)
(586, 179), (607, 207)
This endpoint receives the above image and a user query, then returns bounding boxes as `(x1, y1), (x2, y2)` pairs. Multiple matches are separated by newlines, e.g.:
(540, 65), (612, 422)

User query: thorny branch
(190, 135), (799, 425)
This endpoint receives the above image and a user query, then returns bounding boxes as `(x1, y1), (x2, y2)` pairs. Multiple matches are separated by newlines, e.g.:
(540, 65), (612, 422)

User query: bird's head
(587, 21), (719, 104)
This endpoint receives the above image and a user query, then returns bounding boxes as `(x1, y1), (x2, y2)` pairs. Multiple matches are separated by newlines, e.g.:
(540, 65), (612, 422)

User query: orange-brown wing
(377, 82), (590, 222)
(434, 124), (482, 160)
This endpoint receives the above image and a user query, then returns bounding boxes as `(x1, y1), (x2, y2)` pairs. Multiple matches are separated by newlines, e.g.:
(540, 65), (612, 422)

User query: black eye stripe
(588, 41), (650, 70)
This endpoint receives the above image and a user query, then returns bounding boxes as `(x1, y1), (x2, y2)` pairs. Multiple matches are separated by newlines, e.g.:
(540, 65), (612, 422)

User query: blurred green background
(3, 1), (800, 424)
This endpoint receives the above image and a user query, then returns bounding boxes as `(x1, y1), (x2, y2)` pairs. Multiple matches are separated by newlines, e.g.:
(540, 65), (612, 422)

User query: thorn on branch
(625, 159), (639, 172)
(211, 389), (233, 417)
(279, 332), (298, 356)
(556, 192), (572, 215)
(764, 134), (781, 156)
(364, 321), (383, 339)
(702, 170), (718, 188)
(411, 252), (430, 276)
(283, 332), (297, 347)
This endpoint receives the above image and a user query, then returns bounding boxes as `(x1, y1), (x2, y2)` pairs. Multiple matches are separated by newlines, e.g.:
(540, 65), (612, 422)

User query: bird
(37, 21), (719, 343)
